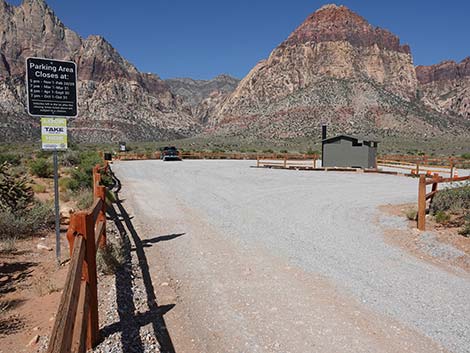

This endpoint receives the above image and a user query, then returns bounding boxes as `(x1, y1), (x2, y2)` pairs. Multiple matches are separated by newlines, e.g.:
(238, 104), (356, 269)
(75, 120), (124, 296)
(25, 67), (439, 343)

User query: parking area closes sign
(41, 118), (68, 150)
(26, 57), (77, 117)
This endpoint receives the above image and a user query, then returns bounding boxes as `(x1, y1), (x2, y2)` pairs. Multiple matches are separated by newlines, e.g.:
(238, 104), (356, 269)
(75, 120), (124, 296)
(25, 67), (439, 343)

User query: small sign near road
(26, 57), (77, 117)
(41, 118), (68, 150)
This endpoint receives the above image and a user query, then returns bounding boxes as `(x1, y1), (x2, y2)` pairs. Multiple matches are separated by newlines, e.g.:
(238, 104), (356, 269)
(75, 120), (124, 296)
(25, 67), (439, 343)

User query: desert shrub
(0, 162), (34, 212)
(461, 153), (470, 160)
(280, 149), (288, 154)
(32, 184), (46, 193)
(75, 188), (94, 210)
(0, 237), (17, 253)
(262, 149), (274, 153)
(30, 158), (53, 178)
(430, 184), (470, 214)
(434, 211), (450, 224)
(405, 208), (418, 221)
(59, 150), (80, 167)
(69, 151), (102, 191)
(0, 201), (54, 240)
(58, 177), (73, 191)
(306, 148), (320, 155)
(96, 240), (125, 275)
(459, 215), (470, 237)
(0, 153), (21, 166)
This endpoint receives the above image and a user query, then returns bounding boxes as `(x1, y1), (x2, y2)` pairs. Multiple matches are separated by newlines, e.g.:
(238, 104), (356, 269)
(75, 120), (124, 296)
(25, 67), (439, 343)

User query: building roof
(321, 134), (380, 143)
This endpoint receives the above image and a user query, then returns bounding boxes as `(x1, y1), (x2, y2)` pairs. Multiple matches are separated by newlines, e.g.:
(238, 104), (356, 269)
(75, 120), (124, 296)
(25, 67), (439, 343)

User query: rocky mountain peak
(283, 4), (410, 54)
(416, 57), (470, 84)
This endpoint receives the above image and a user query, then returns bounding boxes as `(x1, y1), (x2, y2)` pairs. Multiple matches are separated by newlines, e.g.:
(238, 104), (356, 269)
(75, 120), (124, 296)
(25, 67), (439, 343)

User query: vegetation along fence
(417, 174), (470, 231)
(47, 163), (108, 353)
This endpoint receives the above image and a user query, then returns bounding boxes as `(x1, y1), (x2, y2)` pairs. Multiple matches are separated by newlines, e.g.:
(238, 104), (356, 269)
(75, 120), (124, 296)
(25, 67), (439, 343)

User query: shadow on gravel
(139, 233), (185, 249)
(101, 169), (176, 353)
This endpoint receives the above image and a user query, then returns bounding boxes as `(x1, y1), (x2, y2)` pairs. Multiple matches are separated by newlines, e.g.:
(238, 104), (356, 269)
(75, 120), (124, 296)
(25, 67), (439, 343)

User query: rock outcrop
(0, 0), (199, 142)
(208, 4), (469, 139)
(416, 58), (470, 119)
(165, 75), (239, 107)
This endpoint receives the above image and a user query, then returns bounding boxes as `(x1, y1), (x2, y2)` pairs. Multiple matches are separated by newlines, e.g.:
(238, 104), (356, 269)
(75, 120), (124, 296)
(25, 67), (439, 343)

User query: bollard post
(417, 175), (426, 231)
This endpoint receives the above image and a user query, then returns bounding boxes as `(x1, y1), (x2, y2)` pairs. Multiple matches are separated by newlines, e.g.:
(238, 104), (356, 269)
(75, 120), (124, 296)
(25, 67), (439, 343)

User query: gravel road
(112, 160), (470, 353)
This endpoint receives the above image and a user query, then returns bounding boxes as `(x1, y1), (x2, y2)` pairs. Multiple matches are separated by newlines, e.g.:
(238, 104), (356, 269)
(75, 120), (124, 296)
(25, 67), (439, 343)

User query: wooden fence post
(450, 158), (454, 178)
(417, 175), (426, 231)
(95, 185), (107, 249)
(283, 155), (287, 168)
(75, 212), (100, 349)
(256, 155), (259, 168)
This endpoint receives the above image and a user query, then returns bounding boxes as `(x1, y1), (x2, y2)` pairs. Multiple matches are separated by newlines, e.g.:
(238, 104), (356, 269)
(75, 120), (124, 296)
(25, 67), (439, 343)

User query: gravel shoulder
(111, 160), (470, 353)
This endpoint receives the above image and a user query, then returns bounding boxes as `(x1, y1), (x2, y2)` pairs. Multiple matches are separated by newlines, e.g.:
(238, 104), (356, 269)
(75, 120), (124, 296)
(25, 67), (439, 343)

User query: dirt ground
(0, 233), (68, 353)
(379, 204), (470, 273)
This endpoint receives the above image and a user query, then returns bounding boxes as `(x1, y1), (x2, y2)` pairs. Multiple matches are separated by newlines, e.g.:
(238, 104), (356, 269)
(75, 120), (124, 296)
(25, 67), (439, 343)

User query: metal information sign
(26, 57), (77, 265)
(26, 57), (77, 117)
(41, 118), (68, 150)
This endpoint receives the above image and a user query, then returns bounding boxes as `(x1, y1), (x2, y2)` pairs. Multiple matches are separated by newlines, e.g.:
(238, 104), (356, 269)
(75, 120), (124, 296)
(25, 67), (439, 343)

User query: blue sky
(8, 0), (470, 79)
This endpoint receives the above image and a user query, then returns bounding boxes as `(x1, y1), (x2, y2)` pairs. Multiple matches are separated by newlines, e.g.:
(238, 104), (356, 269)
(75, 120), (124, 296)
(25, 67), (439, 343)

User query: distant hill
(0, 1), (468, 145)
(0, 0), (199, 143)
(206, 4), (470, 140)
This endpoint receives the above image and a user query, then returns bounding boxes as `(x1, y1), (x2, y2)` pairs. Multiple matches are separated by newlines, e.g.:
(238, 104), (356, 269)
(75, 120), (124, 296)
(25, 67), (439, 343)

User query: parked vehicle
(161, 146), (181, 161)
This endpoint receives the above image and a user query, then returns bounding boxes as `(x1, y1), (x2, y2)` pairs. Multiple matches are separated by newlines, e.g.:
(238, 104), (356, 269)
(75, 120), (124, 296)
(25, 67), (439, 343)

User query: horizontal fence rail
(47, 163), (109, 353)
(417, 174), (470, 231)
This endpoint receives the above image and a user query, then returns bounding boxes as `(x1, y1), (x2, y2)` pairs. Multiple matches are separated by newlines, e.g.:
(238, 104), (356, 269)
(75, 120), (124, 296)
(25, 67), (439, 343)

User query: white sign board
(41, 117), (68, 150)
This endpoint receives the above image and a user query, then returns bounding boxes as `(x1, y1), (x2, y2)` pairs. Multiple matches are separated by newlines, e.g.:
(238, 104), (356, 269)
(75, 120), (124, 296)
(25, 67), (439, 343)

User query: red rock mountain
(209, 4), (468, 139)
(416, 58), (470, 119)
(0, 0), (199, 142)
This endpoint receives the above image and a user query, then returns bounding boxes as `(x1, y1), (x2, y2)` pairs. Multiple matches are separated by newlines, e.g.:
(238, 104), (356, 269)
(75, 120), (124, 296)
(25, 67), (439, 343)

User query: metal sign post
(26, 57), (77, 265)
(41, 117), (68, 263)
(53, 150), (60, 262)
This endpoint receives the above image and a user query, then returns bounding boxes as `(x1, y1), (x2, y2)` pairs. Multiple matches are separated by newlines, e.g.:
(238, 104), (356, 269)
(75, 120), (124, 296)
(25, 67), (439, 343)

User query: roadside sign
(26, 57), (77, 117)
(41, 118), (68, 150)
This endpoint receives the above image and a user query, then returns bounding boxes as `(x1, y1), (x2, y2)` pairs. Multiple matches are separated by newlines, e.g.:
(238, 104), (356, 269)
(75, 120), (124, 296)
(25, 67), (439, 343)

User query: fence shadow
(102, 182), (176, 353)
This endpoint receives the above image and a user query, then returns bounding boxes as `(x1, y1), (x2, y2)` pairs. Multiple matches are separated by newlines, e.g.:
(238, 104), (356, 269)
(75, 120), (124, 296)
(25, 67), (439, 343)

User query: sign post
(26, 57), (77, 264)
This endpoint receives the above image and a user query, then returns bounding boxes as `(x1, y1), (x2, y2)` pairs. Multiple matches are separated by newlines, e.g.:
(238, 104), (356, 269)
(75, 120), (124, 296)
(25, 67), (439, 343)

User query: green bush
(59, 150), (80, 167)
(405, 208), (418, 221)
(0, 201), (54, 240)
(75, 188), (94, 210)
(96, 240), (125, 275)
(459, 216), (470, 237)
(68, 151), (103, 191)
(0, 162), (34, 212)
(434, 211), (450, 224)
(30, 158), (53, 178)
(430, 184), (470, 214)
(461, 153), (470, 160)
(0, 153), (21, 166)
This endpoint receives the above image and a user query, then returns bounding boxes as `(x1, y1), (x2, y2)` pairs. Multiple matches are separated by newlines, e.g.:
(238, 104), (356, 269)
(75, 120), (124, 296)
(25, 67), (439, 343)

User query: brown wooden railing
(115, 151), (320, 161)
(47, 163), (108, 353)
(256, 154), (319, 169)
(378, 155), (469, 176)
(417, 174), (470, 231)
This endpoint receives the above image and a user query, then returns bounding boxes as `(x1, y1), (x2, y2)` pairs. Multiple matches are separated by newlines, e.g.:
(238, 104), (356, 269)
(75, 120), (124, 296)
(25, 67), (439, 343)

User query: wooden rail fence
(417, 174), (470, 231)
(378, 155), (469, 177)
(47, 163), (108, 353)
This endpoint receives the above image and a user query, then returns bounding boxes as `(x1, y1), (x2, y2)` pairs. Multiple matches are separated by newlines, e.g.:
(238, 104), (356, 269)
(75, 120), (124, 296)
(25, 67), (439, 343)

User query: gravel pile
(93, 215), (162, 353)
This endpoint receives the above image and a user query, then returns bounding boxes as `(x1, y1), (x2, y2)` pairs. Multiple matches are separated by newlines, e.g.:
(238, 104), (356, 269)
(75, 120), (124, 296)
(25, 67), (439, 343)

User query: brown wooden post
(66, 214), (78, 257)
(417, 175), (426, 231)
(96, 185), (107, 249)
(75, 212), (99, 349)
(283, 155), (287, 168)
(450, 158), (454, 178)
(256, 155), (259, 167)
(314, 155), (317, 169)
(416, 162), (420, 175)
